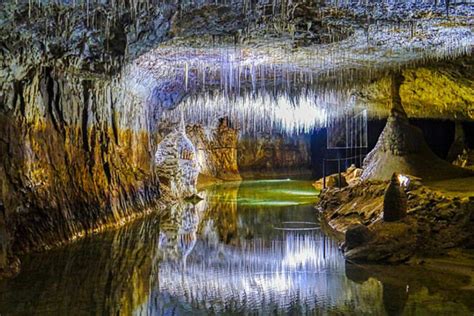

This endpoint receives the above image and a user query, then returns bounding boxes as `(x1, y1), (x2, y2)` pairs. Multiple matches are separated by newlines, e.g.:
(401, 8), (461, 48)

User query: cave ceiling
(1, 1), (473, 134)
(130, 1), (473, 131)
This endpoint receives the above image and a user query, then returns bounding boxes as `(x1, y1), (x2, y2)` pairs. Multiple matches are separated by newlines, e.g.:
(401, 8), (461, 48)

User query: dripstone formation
(383, 173), (408, 222)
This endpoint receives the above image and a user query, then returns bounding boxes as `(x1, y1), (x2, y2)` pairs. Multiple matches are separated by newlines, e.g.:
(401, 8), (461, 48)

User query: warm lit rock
(187, 118), (241, 182)
(313, 164), (362, 190)
(238, 132), (312, 178)
(359, 58), (474, 121)
(318, 177), (474, 263)
(361, 73), (472, 181)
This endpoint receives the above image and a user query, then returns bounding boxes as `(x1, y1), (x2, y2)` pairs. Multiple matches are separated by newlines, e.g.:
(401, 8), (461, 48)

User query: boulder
(344, 224), (373, 251)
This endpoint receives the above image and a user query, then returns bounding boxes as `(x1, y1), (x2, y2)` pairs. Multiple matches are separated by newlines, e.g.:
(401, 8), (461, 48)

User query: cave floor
(424, 176), (474, 198)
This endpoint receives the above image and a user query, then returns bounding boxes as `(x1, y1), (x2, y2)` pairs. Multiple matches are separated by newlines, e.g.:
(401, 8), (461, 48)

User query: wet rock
(344, 224), (373, 251)
(326, 174), (348, 189)
(383, 173), (408, 222)
(313, 164), (362, 190)
(319, 174), (474, 263)
(453, 148), (474, 170)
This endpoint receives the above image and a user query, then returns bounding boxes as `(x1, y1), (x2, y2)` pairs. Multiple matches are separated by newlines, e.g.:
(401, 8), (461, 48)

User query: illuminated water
(0, 180), (472, 315)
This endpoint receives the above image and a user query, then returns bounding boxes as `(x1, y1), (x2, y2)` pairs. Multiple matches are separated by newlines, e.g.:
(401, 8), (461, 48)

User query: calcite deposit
(155, 124), (200, 200)
(187, 118), (241, 182)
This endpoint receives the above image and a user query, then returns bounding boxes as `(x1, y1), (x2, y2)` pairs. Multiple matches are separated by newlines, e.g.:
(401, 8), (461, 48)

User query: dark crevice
(110, 89), (119, 145)
(13, 81), (25, 117)
(43, 68), (61, 133)
(82, 81), (91, 153)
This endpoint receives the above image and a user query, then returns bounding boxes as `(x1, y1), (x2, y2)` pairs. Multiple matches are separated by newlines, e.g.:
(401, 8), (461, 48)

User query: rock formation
(358, 57), (474, 121)
(0, 1), (252, 275)
(318, 176), (474, 262)
(361, 72), (472, 181)
(155, 123), (200, 200)
(0, 0), (473, 278)
(383, 173), (408, 222)
(447, 121), (467, 162)
(238, 132), (311, 178)
(344, 224), (373, 251)
(453, 149), (474, 170)
(313, 164), (362, 190)
(187, 117), (241, 183)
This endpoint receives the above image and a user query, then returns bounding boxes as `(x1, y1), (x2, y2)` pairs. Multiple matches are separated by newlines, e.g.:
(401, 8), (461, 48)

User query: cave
(0, 0), (473, 314)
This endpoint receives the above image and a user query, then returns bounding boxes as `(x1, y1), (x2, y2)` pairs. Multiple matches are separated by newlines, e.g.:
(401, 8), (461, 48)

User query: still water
(0, 180), (472, 315)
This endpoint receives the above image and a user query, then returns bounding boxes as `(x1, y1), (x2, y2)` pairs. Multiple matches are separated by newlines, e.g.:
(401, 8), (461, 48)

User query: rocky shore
(317, 172), (474, 263)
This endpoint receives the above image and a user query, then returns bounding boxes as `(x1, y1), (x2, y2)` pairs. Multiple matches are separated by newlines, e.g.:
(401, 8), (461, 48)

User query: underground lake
(0, 180), (472, 315)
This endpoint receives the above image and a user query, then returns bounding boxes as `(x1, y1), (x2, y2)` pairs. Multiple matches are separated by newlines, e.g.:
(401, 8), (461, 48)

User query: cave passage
(1, 0), (474, 314)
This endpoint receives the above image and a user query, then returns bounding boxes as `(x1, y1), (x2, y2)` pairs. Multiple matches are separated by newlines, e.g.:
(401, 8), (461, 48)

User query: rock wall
(0, 2), (178, 275)
(187, 118), (241, 182)
(238, 133), (312, 178)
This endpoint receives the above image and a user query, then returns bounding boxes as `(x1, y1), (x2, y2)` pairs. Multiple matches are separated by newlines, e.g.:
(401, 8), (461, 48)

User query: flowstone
(155, 123), (200, 199)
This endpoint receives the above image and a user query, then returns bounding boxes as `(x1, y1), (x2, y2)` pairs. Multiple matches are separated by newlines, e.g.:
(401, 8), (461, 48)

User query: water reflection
(0, 180), (472, 315)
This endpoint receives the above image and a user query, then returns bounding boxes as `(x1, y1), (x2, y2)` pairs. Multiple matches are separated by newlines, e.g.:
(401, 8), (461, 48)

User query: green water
(0, 180), (472, 315)
(208, 179), (319, 207)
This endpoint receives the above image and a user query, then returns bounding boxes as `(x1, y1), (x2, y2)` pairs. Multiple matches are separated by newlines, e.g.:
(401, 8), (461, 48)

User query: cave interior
(0, 0), (474, 314)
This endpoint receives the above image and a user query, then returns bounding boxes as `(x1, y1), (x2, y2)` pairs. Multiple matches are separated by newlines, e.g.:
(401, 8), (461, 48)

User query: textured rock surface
(344, 224), (373, 251)
(361, 73), (472, 181)
(453, 149), (474, 170)
(238, 133), (311, 178)
(318, 178), (474, 262)
(447, 121), (467, 162)
(0, 2), (178, 275)
(359, 57), (474, 120)
(155, 127), (200, 199)
(361, 114), (472, 181)
(313, 164), (362, 190)
(383, 173), (408, 222)
(187, 118), (241, 182)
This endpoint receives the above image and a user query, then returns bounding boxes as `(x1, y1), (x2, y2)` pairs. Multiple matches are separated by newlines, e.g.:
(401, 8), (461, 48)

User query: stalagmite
(382, 172), (408, 222)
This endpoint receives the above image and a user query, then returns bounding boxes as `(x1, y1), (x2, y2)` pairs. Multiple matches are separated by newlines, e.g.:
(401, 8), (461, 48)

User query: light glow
(398, 174), (410, 187)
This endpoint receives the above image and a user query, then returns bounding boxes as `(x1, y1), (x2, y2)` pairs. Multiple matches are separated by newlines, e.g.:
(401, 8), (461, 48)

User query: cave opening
(1, 0), (474, 314)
